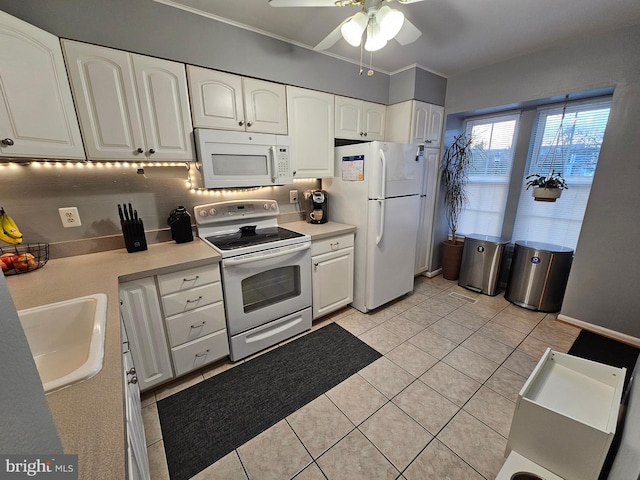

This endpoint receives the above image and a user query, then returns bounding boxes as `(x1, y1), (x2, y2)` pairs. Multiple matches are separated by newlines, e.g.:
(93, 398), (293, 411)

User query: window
(511, 98), (611, 250)
(457, 113), (520, 237)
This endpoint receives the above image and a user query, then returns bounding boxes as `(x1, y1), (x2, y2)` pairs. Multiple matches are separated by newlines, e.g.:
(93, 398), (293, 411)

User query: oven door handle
(223, 243), (310, 266)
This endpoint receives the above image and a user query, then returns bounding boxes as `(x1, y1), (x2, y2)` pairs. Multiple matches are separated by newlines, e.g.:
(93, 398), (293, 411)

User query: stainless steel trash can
(505, 241), (574, 312)
(458, 234), (509, 296)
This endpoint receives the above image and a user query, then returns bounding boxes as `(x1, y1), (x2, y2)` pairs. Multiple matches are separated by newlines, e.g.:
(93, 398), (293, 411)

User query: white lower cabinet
(119, 263), (229, 392)
(122, 318), (150, 480)
(311, 234), (354, 319)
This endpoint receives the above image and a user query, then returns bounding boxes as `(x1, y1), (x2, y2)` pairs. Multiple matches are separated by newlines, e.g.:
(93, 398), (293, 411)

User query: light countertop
(5, 239), (220, 480)
(281, 220), (356, 240)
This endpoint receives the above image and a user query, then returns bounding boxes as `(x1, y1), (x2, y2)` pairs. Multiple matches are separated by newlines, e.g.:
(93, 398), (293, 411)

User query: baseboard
(423, 268), (442, 278)
(557, 314), (640, 348)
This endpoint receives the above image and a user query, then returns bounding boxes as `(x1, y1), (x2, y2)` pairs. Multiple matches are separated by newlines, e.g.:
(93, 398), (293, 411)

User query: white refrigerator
(324, 141), (423, 313)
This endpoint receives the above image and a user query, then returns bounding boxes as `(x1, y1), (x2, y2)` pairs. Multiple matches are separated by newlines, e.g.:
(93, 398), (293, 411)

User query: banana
(0, 208), (23, 245)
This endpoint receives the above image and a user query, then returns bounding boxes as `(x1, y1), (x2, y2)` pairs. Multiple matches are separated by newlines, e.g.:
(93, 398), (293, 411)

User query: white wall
(442, 24), (640, 338)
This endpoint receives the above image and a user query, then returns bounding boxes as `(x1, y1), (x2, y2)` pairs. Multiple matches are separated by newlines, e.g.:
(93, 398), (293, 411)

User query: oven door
(221, 242), (312, 335)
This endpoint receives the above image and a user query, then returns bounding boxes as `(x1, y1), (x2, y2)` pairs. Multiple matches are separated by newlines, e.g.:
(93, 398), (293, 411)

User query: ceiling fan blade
(394, 17), (422, 45)
(314, 19), (350, 50)
(395, 0), (425, 4)
(268, 0), (339, 7)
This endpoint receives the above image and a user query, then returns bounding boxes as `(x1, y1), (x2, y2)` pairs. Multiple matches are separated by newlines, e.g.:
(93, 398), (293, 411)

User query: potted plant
(440, 132), (475, 280)
(525, 169), (568, 202)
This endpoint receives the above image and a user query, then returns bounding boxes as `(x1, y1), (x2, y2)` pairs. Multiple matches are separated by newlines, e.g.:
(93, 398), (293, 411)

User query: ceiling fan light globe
(364, 22), (387, 51)
(376, 6), (405, 40)
(340, 12), (368, 47)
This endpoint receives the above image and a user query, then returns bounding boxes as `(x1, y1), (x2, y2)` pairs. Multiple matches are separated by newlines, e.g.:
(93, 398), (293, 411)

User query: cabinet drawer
(311, 234), (354, 256)
(162, 284), (223, 317)
(171, 330), (229, 376)
(165, 301), (226, 347)
(157, 264), (221, 295)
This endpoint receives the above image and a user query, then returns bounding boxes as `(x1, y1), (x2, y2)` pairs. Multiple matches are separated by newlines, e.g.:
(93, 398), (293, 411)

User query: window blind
(511, 98), (611, 250)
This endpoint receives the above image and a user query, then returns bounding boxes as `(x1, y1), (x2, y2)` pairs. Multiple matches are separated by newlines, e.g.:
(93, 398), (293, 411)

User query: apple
(12, 253), (37, 272)
(1, 261), (7, 273)
(0, 253), (16, 270)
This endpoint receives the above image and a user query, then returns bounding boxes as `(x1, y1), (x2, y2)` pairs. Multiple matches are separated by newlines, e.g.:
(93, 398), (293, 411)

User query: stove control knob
(263, 203), (269, 210)
(209, 208), (217, 216)
(198, 210), (208, 218)
(270, 203), (277, 210)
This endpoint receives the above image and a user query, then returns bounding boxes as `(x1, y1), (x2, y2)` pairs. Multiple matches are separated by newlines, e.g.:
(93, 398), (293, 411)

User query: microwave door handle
(223, 243), (310, 266)
(269, 146), (277, 182)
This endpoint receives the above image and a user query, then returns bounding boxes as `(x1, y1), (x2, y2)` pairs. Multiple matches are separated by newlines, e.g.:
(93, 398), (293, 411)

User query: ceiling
(154, 0), (640, 77)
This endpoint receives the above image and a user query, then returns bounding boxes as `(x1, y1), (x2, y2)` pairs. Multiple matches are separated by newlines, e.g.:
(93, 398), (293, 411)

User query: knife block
(122, 219), (147, 253)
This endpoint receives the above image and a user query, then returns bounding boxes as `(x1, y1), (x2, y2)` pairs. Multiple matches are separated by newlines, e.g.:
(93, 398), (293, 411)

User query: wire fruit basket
(0, 243), (49, 276)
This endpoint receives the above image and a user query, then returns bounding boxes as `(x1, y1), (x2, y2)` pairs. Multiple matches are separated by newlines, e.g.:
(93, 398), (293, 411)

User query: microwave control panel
(275, 146), (290, 180)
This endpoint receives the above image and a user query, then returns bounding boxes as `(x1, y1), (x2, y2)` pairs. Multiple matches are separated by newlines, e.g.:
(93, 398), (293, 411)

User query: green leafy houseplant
(525, 169), (568, 202)
(440, 132), (475, 280)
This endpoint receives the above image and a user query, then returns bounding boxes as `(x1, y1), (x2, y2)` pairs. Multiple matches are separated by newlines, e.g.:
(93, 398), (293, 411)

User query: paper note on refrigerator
(341, 155), (364, 181)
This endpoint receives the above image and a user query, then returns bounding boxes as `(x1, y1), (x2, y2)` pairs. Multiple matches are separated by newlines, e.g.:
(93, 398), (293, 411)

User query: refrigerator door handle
(379, 149), (387, 199)
(375, 200), (385, 245)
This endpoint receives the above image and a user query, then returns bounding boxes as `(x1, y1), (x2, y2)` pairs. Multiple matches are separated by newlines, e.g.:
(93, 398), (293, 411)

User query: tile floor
(141, 275), (581, 480)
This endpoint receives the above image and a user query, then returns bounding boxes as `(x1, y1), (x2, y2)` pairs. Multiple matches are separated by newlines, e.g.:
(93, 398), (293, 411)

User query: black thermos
(167, 206), (194, 243)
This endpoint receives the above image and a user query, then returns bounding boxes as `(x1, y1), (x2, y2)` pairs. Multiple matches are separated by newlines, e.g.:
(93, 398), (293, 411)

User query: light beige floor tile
(437, 410), (508, 480)
(379, 315), (425, 340)
(359, 402), (433, 471)
(364, 307), (398, 324)
(490, 310), (542, 334)
(427, 276), (458, 290)
(464, 386), (516, 438)
(154, 371), (204, 401)
(420, 362), (481, 407)
(335, 311), (378, 336)
(386, 295), (422, 314)
(413, 280), (445, 297)
(398, 305), (442, 328)
(503, 349), (540, 377)
(444, 307), (491, 331)
(393, 380), (460, 435)
(140, 391), (156, 408)
(237, 420), (312, 480)
(427, 318), (475, 344)
(485, 366), (528, 402)
(461, 298), (505, 319)
(443, 346), (500, 383)
(385, 342), (438, 377)
(402, 291), (430, 306)
(357, 325), (405, 354)
(404, 439), (484, 480)
(326, 374), (387, 425)
(141, 402), (161, 447)
(408, 329), (458, 359)
(293, 462), (327, 480)
(431, 291), (475, 309)
(359, 356), (415, 398)
(477, 321), (528, 348)
(202, 358), (236, 380)
(316, 429), (399, 480)
(147, 440), (169, 480)
(517, 335), (557, 358)
(287, 394), (354, 459)
(191, 451), (247, 480)
(419, 297), (459, 317)
(461, 332), (515, 364)
(529, 316), (581, 347)
(503, 303), (546, 322)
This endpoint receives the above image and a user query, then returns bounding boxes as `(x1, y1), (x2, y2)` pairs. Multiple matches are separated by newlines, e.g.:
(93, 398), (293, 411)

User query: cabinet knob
(126, 367), (136, 376)
(246, 121), (253, 127)
(128, 376), (138, 385)
(136, 147), (144, 154)
(148, 148), (156, 155)
(238, 120), (244, 126)
(1, 138), (14, 146)
(363, 132), (367, 137)
(426, 140), (432, 144)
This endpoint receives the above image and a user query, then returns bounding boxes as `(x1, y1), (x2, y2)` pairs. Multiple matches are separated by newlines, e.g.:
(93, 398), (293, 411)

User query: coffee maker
(304, 190), (328, 224)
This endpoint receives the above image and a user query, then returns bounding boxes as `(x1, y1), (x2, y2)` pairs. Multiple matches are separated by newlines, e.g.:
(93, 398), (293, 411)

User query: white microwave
(195, 129), (292, 189)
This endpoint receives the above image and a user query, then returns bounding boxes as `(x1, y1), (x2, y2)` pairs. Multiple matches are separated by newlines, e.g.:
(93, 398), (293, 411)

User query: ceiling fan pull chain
(359, 39), (364, 75)
(368, 50), (374, 76)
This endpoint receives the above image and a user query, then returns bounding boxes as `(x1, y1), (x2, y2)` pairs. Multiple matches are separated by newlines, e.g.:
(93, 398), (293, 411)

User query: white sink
(18, 293), (108, 394)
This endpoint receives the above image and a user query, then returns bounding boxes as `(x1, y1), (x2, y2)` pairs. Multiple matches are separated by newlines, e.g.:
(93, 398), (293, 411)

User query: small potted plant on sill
(525, 170), (568, 202)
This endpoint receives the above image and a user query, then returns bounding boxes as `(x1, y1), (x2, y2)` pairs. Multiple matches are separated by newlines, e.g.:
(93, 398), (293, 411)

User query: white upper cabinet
(335, 96), (385, 141)
(286, 86), (334, 178)
(0, 11), (85, 159)
(187, 66), (287, 135)
(62, 40), (194, 161)
(385, 100), (444, 148)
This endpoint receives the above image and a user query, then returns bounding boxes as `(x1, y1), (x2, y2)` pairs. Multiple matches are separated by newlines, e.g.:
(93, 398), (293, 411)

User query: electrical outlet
(58, 207), (82, 228)
(289, 190), (298, 204)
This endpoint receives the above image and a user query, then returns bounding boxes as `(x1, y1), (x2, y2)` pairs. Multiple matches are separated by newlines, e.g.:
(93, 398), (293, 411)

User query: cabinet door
(133, 54), (194, 161)
(287, 86), (334, 178)
(312, 246), (354, 319)
(0, 12), (85, 159)
(415, 148), (440, 274)
(335, 96), (362, 140)
(426, 104), (444, 148)
(242, 77), (287, 134)
(384, 101), (412, 143)
(411, 101), (431, 145)
(62, 40), (145, 160)
(362, 102), (386, 141)
(120, 277), (173, 391)
(187, 66), (244, 131)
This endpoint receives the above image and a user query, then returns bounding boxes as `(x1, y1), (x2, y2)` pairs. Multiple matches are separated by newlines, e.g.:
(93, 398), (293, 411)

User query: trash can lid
(465, 233), (509, 244)
(513, 240), (574, 253)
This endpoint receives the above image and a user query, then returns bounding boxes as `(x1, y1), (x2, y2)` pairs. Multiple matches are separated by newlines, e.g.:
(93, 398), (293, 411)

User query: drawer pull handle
(195, 349), (210, 358)
(330, 242), (340, 250)
(183, 275), (199, 282)
(190, 321), (206, 329)
(186, 296), (203, 305)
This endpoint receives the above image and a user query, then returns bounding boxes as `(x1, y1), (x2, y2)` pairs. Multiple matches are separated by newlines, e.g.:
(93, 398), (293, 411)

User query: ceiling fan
(268, 0), (424, 52)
